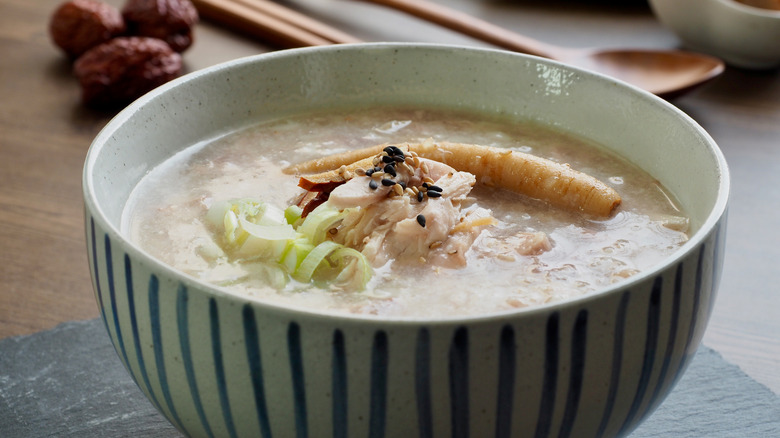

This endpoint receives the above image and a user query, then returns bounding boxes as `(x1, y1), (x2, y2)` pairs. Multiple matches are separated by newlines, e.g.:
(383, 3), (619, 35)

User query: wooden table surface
(1, 0), (778, 396)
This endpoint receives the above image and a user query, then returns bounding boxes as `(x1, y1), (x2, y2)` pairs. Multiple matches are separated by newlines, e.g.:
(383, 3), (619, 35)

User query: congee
(123, 106), (689, 317)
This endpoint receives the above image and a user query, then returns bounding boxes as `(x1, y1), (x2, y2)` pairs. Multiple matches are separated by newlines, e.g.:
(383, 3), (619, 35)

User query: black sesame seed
(369, 180), (379, 190)
(386, 145), (402, 155)
(382, 155), (395, 164)
(426, 191), (442, 198)
(421, 182), (430, 189)
(393, 155), (405, 163)
(416, 214), (426, 227)
(383, 164), (397, 177)
(374, 166), (382, 172)
(366, 168), (375, 176)
(417, 191), (424, 202)
(398, 181), (407, 189)
(427, 185), (443, 192)
(381, 178), (396, 186)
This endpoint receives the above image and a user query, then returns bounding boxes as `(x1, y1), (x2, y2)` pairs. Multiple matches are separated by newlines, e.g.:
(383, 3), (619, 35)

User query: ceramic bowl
(649, 0), (780, 69)
(83, 43), (729, 438)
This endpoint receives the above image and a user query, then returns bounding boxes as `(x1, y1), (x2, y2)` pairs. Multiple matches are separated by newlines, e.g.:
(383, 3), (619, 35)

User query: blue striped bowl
(83, 44), (728, 438)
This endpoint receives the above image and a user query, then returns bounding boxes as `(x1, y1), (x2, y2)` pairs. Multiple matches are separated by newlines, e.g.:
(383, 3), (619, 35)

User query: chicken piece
(428, 207), (494, 268)
(515, 232), (552, 255)
(337, 196), (415, 264)
(327, 157), (456, 208)
(474, 231), (552, 262)
(429, 169), (475, 201)
(327, 175), (394, 209)
(331, 168), (490, 267)
(384, 193), (461, 262)
(419, 157), (457, 182)
(383, 171), (482, 267)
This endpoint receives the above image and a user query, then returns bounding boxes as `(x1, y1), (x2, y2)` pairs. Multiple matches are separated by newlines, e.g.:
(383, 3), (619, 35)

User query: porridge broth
(124, 107), (688, 317)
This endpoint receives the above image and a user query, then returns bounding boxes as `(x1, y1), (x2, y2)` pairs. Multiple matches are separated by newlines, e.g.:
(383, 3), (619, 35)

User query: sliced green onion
(206, 200), (231, 228)
(239, 219), (297, 240)
(292, 241), (372, 290)
(298, 205), (342, 244)
(206, 198), (372, 291)
(235, 219), (297, 260)
(284, 205), (304, 227)
(279, 238), (315, 273)
(224, 210), (240, 244)
(293, 241), (341, 283)
(330, 247), (372, 290)
(233, 198), (285, 225)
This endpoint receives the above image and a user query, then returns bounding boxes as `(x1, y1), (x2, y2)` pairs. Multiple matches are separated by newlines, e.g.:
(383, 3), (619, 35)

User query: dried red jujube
(122, 0), (199, 52)
(49, 0), (126, 58)
(73, 36), (182, 107)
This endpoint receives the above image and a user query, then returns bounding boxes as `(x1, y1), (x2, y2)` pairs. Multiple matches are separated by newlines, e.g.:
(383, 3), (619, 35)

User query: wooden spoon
(733, 0), (780, 10)
(357, 0), (725, 98)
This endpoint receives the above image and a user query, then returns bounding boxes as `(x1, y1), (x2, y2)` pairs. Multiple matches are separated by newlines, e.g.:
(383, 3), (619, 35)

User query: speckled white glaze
(83, 44), (729, 438)
(649, 0), (780, 69)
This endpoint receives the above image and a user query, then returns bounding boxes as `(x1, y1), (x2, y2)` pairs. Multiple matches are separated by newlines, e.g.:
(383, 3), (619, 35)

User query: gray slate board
(1, 319), (778, 437)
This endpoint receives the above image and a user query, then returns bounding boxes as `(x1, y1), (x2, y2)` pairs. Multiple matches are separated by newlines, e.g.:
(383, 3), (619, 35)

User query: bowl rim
(717, 0), (780, 17)
(83, 42), (730, 325)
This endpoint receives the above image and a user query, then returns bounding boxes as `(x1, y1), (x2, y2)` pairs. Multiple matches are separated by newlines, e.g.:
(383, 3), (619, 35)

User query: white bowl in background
(649, 0), (780, 69)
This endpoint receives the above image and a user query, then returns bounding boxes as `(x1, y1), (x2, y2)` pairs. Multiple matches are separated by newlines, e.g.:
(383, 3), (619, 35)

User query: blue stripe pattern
(415, 328), (433, 438)
(332, 330), (348, 438)
(596, 292), (631, 437)
(177, 285), (215, 438)
(210, 298), (238, 438)
(89, 218), (110, 335)
(534, 312), (559, 438)
(124, 255), (164, 414)
(105, 234), (131, 371)
(558, 310), (588, 438)
(674, 244), (706, 381)
(618, 278), (662, 435)
(148, 274), (186, 434)
(494, 325), (516, 438)
(243, 305), (273, 438)
(449, 327), (470, 438)
(369, 331), (389, 438)
(648, 268), (683, 410)
(288, 322), (308, 438)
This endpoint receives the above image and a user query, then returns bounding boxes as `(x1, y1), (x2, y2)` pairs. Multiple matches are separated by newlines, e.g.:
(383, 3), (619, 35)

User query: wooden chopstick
(192, 0), (548, 56)
(355, 0), (553, 58)
(191, 0), (361, 48)
(231, 0), (362, 44)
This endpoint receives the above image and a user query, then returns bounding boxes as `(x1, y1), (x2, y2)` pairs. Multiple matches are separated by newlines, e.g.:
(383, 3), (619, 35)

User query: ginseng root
(285, 140), (622, 217)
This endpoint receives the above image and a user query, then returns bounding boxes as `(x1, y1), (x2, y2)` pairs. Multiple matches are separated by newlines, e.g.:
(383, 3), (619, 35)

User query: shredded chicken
(302, 149), (495, 267)
(331, 165), (485, 266)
